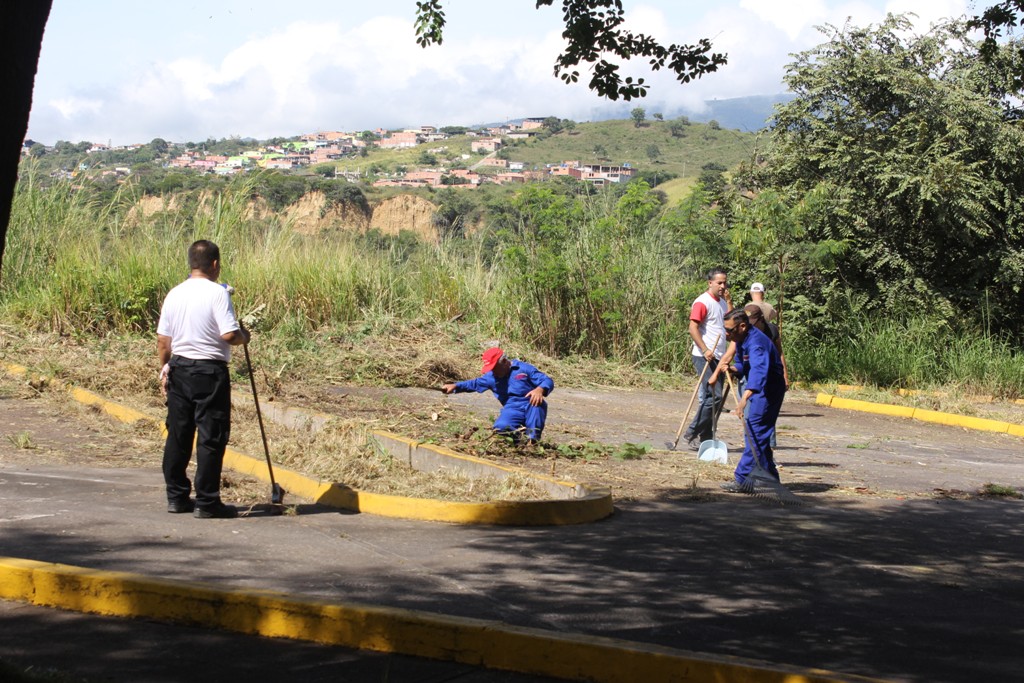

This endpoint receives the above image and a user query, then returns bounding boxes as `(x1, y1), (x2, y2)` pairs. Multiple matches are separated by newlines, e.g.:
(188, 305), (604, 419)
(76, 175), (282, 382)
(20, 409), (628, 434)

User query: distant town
(22, 117), (639, 189)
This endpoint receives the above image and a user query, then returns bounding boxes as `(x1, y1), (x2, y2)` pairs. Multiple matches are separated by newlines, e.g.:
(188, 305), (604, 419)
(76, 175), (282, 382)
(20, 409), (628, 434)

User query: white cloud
(49, 96), (102, 120)
(739, 0), (829, 41)
(25, 0), (980, 145)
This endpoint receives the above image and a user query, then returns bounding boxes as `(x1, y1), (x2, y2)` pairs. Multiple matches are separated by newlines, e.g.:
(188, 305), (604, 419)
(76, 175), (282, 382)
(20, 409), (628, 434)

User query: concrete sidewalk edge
(0, 557), (882, 683)
(1, 362), (614, 526)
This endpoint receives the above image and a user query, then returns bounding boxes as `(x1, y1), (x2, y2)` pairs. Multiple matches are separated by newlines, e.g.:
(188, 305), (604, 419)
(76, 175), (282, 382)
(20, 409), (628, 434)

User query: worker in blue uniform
(711, 308), (786, 489)
(443, 348), (554, 442)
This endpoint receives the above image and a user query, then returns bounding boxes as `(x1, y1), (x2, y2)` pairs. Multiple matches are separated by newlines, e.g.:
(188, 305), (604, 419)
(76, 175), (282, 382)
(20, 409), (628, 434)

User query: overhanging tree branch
(415, 0), (727, 101)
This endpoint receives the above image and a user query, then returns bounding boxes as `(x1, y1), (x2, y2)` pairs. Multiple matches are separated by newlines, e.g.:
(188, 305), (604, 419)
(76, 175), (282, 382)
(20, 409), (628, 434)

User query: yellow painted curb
(0, 557), (882, 683)
(221, 437), (613, 526)
(824, 395), (916, 419)
(910, 409), (1011, 434)
(811, 382), (1024, 406)
(2, 362), (613, 526)
(817, 392), (1021, 436)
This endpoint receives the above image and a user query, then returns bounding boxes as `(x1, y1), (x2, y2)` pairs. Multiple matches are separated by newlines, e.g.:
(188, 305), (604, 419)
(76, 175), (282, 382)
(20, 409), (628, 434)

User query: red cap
(481, 347), (504, 374)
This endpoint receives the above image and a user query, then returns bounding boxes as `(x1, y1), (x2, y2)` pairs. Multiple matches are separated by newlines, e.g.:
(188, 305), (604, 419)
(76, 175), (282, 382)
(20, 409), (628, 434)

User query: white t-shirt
(689, 291), (728, 358)
(157, 277), (239, 362)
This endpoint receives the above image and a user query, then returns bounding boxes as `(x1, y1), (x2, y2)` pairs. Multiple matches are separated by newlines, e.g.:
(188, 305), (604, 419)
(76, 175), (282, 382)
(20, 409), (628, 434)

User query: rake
(666, 333), (721, 451)
(740, 417), (804, 506)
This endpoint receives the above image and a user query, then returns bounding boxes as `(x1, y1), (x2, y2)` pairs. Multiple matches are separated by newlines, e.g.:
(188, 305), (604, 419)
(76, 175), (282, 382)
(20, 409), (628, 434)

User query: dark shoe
(687, 435), (702, 451)
(720, 481), (746, 493)
(194, 503), (238, 519)
(167, 498), (195, 514)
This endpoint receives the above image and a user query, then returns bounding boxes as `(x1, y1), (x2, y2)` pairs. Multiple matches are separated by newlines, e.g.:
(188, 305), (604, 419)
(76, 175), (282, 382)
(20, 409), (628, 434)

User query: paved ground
(1, 389), (1023, 682)
(350, 385), (1024, 500)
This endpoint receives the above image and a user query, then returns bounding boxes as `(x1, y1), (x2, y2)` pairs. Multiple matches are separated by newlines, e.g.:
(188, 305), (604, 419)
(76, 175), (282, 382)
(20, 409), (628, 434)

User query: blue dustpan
(697, 438), (729, 464)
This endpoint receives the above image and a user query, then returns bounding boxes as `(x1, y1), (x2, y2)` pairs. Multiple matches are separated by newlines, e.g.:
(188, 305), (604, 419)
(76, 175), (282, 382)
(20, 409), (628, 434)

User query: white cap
(750, 282), (765, 293)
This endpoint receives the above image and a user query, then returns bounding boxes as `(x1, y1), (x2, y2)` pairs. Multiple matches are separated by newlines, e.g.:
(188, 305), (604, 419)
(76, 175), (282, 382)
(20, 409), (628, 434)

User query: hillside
(330, 118), (757, 185)
(501, 119), (755, 177)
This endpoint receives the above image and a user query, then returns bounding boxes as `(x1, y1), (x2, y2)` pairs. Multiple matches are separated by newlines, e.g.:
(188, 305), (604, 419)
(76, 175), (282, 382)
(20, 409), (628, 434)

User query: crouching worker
(442, 348), (554, 443)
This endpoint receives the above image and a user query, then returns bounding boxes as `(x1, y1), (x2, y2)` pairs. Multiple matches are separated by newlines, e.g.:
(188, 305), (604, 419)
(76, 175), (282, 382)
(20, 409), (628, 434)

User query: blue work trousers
(739, 377), (777, 448)
(494, 398), (547, 441)
(733, 389), (784, 483)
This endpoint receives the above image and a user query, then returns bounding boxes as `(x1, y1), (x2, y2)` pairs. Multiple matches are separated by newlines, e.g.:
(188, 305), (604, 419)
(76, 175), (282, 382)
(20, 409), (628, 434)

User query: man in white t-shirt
(157, 240), (250, 519)
(682, 268), (729, 449)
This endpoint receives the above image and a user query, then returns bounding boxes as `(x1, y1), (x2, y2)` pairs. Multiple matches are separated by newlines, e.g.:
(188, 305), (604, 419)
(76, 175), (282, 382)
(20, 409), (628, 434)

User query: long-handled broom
(242, 341), (286, 514)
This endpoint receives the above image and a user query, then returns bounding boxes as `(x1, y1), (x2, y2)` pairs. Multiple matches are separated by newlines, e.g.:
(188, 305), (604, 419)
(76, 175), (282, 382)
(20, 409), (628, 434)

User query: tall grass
(786, 316), (1024, 397)
(3, 167), (1022, 396)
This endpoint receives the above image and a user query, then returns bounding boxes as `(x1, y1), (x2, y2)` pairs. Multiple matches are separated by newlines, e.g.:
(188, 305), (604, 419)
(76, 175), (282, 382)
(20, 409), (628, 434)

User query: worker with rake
(443, 348), (554, 444)
(713, 307), (786, 491)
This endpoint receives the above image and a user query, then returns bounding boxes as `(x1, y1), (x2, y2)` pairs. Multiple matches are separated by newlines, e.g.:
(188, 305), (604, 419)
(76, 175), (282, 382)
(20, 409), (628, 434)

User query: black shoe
(167, 498), (195, 514)
(194, 503), (238, 519)
(687, 435), (703, 451)
(720, 481), (746, 493)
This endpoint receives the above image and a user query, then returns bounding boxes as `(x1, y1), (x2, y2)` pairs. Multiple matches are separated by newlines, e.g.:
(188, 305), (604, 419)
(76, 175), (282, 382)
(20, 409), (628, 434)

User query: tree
(970, 1), (1024, 102)
(562, 119), (577, 134)
(417, 150), (438, 166)
(750, 14), (1024, 333)
(669, 120), (688, 138)
(653, 112), (664, 121)
(630, 107), (646, 127)
(645, 144), (661, 163)
(542, 116), (563, 134)
(593, 144), (608, 160)
(149, 137), (169, 154)
(312, 163), (336, 178)
(415, 0), (726, 101)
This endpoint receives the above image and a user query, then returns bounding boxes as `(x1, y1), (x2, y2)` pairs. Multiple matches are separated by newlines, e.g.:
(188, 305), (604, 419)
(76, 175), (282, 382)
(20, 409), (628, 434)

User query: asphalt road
(1, 390), (1023, 682)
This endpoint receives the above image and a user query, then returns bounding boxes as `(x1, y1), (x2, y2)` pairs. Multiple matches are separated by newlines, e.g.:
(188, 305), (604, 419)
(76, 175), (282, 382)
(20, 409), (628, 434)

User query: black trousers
(163, 357), (231, 507)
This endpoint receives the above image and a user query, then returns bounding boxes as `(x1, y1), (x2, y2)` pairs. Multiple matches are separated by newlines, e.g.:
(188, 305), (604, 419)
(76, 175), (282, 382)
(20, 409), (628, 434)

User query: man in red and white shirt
(682, 268), (729, 449)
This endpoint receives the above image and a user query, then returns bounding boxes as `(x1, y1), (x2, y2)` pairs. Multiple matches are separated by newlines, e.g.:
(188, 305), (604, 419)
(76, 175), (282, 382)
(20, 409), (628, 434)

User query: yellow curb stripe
(5, 362), (613, 526)
(818, 393), (1023, 437)
(223, 444), (613, 526)
(813, 381), (1024, 406)
(909, 409), (1010, 433)
(0, 557), (880, 683)
(67, 386), (156, 424)
(826, 396), (916, 418)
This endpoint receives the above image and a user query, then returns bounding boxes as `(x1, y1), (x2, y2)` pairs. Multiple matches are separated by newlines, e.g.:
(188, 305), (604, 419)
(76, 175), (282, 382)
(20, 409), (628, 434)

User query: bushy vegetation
(4, 150), (1023, 397)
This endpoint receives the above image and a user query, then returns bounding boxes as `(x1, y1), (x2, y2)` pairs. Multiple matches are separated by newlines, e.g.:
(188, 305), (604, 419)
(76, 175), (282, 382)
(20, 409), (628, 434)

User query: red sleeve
(689, 301), (708, 324)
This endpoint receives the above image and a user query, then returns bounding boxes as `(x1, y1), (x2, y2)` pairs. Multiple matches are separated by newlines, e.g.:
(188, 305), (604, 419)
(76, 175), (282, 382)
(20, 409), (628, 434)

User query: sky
(27, 0), (973, 146)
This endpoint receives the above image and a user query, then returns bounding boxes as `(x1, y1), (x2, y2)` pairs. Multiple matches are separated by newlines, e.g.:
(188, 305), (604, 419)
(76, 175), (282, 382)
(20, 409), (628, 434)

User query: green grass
(656, 176), (698, 205)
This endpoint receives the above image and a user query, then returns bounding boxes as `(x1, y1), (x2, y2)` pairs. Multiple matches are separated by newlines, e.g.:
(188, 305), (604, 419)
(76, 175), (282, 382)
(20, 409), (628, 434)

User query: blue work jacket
(733, 326), (785, 397)
(454, 360), (554, 406)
